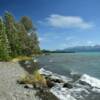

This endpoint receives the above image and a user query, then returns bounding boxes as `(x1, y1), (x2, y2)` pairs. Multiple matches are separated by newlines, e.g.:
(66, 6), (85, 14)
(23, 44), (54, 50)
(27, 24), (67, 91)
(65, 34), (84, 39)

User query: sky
(0, 0), (100, 50)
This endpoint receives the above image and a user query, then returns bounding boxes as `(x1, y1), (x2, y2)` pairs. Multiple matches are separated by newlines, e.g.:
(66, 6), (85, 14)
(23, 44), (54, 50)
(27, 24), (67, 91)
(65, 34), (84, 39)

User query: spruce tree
(0, 17), (10, 60)
(4, 11), (21, 57)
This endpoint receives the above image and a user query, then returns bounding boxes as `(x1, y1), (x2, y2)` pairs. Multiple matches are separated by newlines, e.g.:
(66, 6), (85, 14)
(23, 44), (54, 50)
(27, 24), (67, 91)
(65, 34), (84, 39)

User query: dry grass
(18, 70), (47, 88)
(19, 72), (34, 84)
(11, 56), (32, 62)
(33, 70), (47, 87)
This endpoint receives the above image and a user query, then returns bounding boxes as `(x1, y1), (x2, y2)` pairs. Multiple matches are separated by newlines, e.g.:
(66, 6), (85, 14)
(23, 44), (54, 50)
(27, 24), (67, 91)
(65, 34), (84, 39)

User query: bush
(18, 70), (47, 88)
(33, 70), (47, 88)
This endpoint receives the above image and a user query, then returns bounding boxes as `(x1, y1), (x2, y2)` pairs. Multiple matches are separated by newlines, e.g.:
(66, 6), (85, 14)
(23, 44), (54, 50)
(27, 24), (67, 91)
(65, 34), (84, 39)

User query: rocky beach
(0, 60), (100, 100)
(0, 62), (40, 100)
(39, 68), (100, 100)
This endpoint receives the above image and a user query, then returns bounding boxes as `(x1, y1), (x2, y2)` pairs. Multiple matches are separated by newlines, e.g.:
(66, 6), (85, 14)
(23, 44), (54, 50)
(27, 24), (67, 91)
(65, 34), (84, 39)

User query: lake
(38, 52), (100, 79)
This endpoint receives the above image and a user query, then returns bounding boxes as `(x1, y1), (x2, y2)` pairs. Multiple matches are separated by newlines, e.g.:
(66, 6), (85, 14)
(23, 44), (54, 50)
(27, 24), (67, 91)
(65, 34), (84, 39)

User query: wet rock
(47, 80), (55, 88)
(36, 90), (58, 100)
(24, 84), (33, 89)
(63, 83), (73, 89)
(39, 68), (72, 83)
(79, 80), (91, 87)
(51, 79), (62, 83)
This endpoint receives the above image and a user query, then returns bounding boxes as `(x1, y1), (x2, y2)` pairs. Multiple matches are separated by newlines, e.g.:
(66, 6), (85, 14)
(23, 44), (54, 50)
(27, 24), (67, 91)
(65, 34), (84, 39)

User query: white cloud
(43, 14), (94, 29)
(86, 40), (95, 46)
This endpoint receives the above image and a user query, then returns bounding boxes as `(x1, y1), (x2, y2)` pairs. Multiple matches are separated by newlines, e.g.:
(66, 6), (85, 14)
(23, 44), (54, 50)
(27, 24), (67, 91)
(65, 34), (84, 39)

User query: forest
(0, 11), (40, 61)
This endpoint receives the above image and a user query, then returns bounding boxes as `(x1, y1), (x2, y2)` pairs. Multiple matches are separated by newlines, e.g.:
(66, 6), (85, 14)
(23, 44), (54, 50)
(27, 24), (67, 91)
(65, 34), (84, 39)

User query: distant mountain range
(42, 45), (100, 53)
(61, 45), (100, 52)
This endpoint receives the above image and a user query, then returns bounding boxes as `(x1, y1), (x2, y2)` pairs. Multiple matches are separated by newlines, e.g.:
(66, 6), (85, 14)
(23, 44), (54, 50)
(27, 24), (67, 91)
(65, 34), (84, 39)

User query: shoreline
(0, 62), (40, 100)
(0, 61), (100, 100)
(39, 68), (100, 100)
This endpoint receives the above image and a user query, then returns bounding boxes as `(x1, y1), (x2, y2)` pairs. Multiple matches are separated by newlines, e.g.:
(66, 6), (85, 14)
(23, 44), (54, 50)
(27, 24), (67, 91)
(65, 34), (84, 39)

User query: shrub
(18, 70), (47, 88)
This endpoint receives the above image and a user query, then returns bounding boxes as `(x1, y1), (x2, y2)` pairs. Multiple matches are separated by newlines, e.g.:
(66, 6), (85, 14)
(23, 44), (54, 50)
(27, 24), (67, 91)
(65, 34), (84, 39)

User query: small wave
(79, 74), (100, 88)
(39, 68), (100, 100)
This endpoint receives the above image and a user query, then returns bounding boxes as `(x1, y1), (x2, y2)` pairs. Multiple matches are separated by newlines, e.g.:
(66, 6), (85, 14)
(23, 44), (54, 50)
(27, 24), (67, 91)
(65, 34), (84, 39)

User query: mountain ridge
(62, 45), (100, 52)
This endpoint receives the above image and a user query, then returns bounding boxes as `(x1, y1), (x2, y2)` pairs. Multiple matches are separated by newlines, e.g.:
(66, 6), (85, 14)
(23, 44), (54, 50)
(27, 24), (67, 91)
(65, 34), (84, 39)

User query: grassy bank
(11, 56), (32, 62)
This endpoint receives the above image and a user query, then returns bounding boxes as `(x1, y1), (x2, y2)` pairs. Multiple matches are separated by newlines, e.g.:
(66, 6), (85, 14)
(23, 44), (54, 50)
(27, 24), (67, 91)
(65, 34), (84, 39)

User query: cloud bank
(43, 14), (94, 29)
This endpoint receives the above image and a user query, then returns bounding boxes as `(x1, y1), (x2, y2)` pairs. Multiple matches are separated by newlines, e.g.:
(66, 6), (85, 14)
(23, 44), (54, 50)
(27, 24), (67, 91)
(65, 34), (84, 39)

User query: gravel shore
(0, 62), (39, 100)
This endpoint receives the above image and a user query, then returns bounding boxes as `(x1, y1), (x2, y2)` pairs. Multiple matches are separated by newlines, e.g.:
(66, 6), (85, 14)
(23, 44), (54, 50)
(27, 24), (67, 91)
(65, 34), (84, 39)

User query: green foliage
(0, 11), (40, 61)
(15, 22), (29, 55)
(0, 17), (11, 61)
(28, 32), (41, 54)
(20, 16), (35, 32)
(4, 12), (20, 57)
(18, 70), (47, 87)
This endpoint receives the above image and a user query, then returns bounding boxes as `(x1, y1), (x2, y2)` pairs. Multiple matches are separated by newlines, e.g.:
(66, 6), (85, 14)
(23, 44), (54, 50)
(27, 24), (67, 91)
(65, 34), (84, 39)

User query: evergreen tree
(0, 17), (10, 60)
(0, 11), (41, 60)
(4, 11), (21, 57)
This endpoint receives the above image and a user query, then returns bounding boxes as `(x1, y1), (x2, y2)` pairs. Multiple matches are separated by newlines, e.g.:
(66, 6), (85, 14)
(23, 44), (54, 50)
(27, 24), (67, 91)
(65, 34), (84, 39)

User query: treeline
(0, 11), (40, 61)
(42, 49), (75, 53)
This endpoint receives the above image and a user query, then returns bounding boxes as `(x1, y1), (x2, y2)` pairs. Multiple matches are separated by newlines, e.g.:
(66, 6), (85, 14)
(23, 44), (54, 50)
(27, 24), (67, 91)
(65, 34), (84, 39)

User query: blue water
(38, 52), (100, 79)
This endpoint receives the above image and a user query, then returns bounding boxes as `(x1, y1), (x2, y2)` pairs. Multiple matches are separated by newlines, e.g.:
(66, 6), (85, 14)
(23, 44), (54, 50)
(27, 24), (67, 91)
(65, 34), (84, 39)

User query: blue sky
(0, 0), (100, 50)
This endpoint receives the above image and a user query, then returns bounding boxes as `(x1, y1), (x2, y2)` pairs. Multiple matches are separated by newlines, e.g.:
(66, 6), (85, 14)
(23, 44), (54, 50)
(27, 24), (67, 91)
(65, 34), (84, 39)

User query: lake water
(38, 52), (100, 79)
